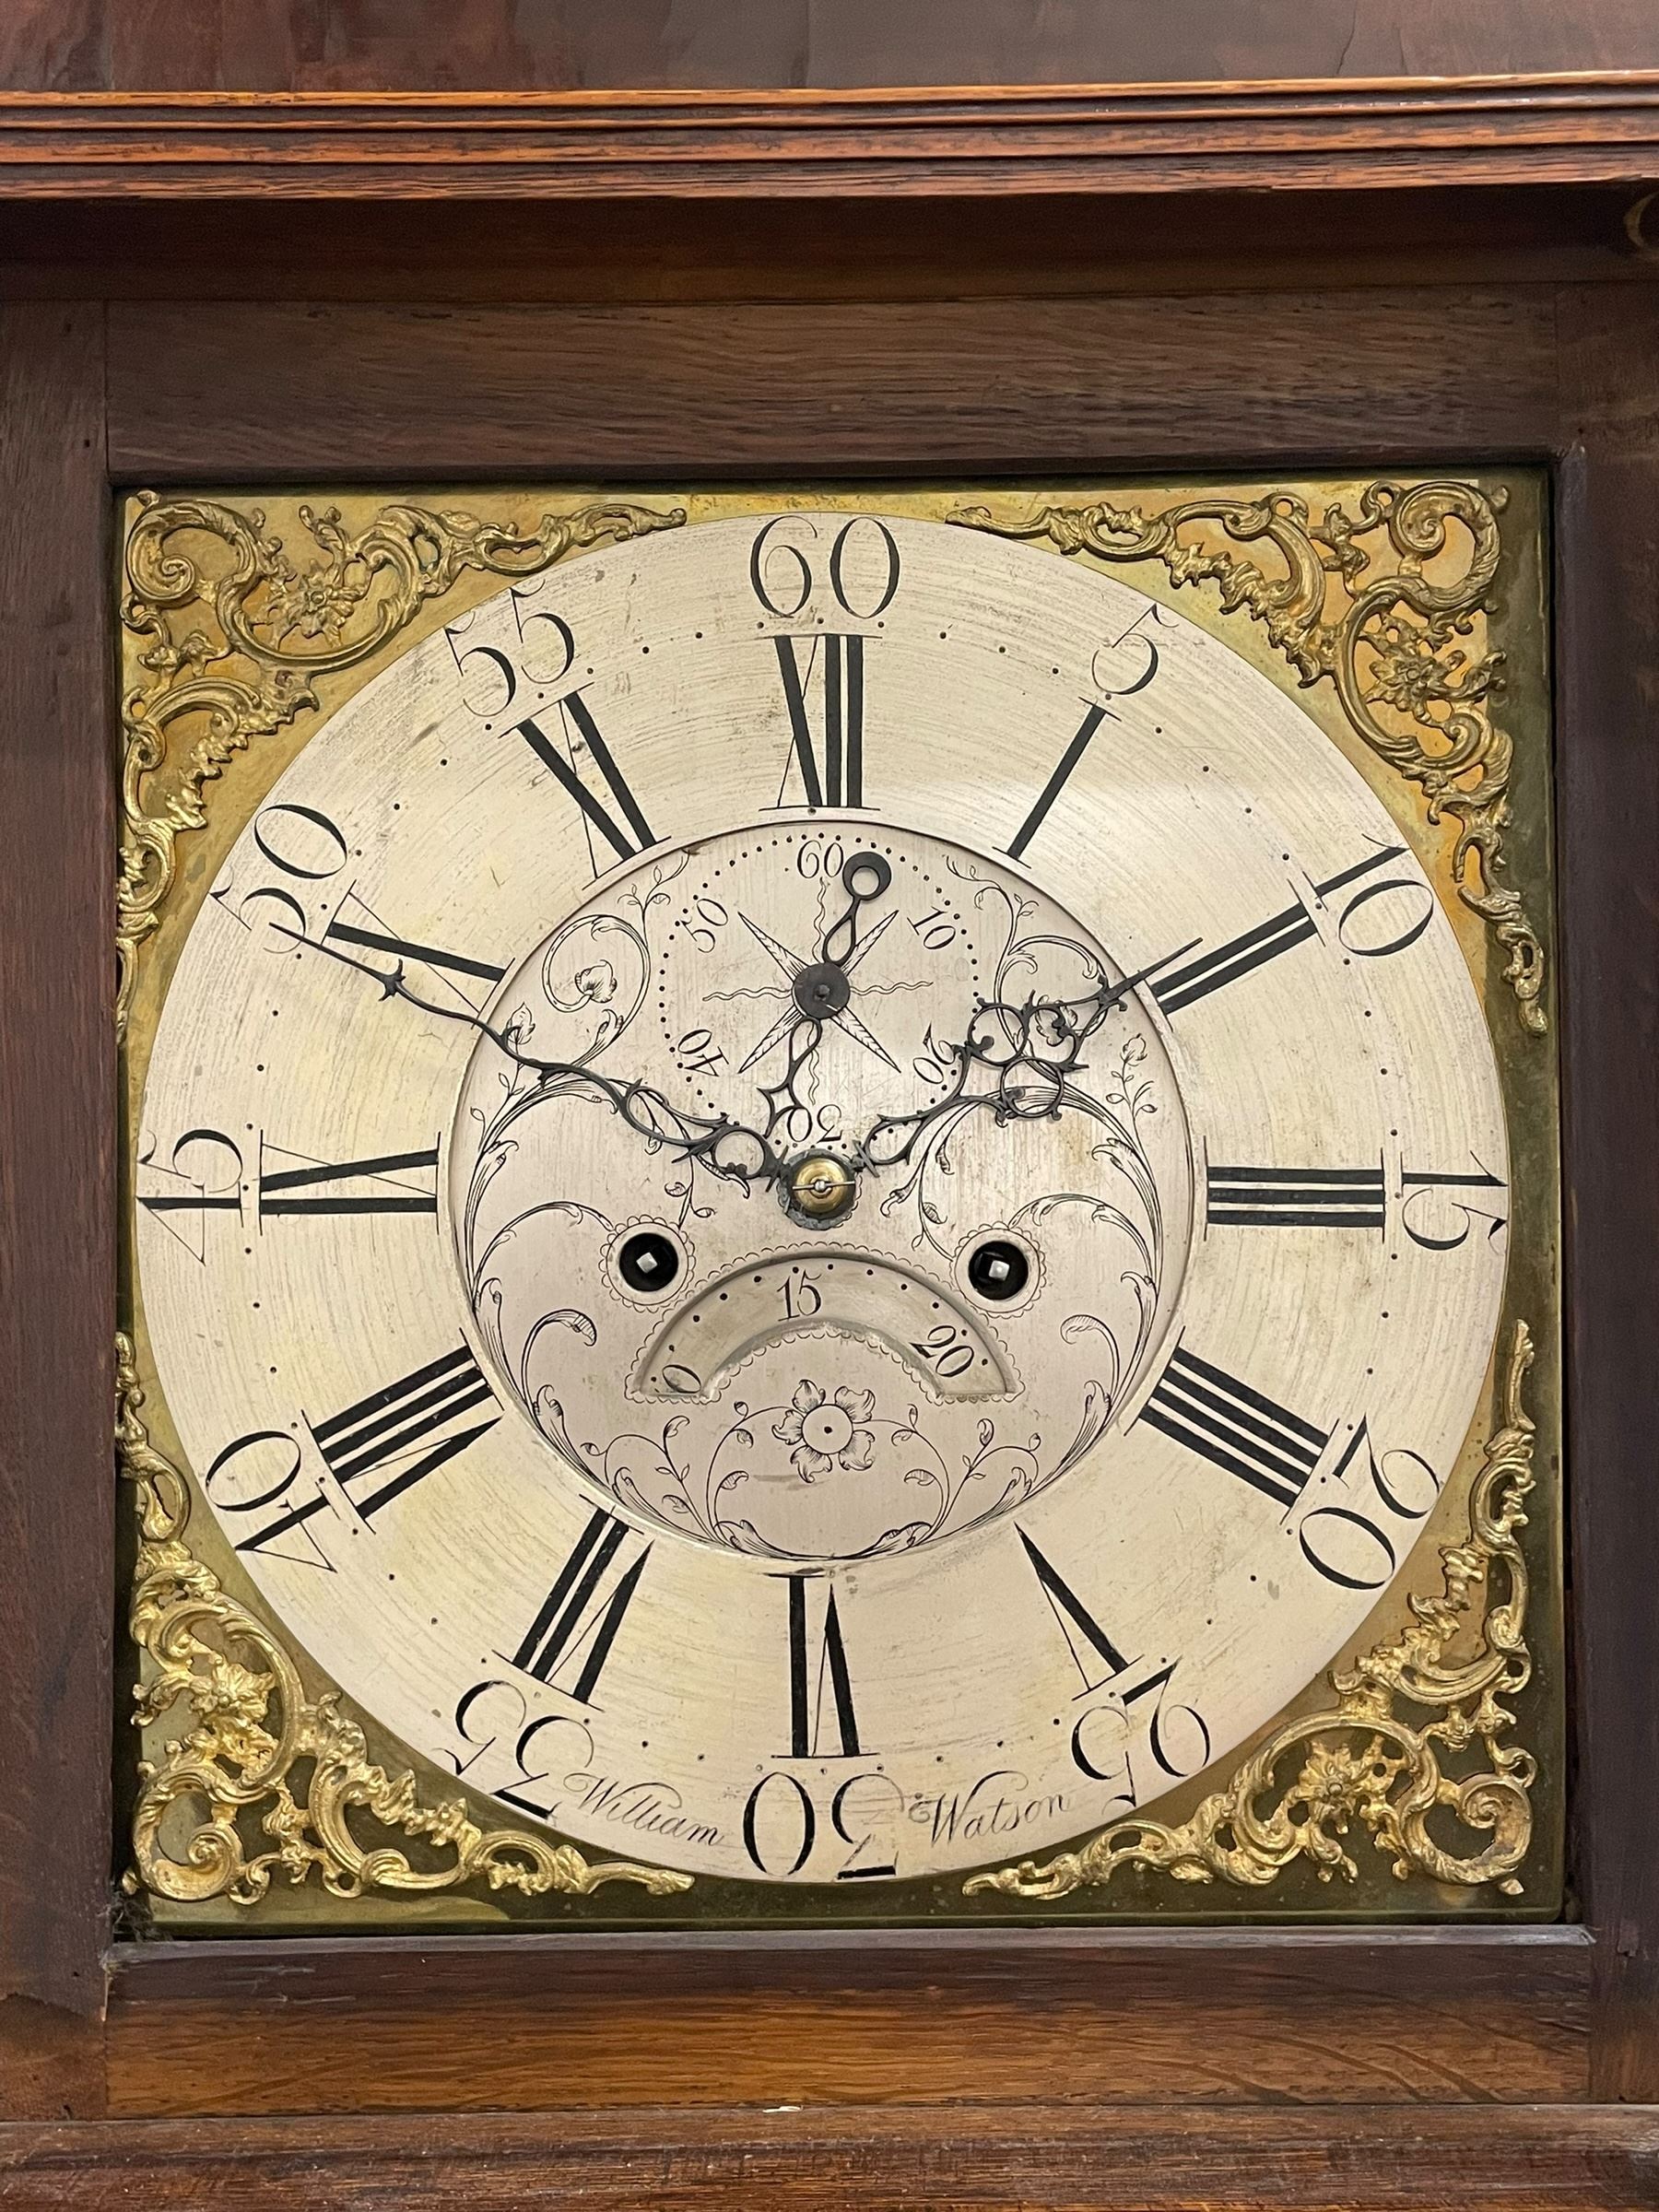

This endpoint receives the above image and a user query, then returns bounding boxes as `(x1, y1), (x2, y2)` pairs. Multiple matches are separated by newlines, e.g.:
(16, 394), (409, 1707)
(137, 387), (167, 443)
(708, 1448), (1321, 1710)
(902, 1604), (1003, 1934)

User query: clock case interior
(113, 472), (1563, 1936)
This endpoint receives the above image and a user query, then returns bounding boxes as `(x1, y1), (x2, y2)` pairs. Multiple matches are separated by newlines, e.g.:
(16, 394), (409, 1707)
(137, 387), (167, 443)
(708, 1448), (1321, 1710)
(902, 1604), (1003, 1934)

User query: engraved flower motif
(772, 1381), (877, 1483)
(573, 960), (617, 1004)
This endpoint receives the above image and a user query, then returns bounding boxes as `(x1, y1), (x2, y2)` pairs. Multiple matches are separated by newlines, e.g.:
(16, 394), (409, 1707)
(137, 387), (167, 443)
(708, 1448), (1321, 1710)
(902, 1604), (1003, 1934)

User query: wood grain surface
(5, 2102), (1659, 2210)
(6, 0), (1659, 94)
(104, 287), (1561, 484)
(101, 1930), (1594, 2116)
(8, 77), (1659, 199)
(0, 305), (113, 2067)
(1555, 287), (1659, 2106)
(0, 187), (1650, 307)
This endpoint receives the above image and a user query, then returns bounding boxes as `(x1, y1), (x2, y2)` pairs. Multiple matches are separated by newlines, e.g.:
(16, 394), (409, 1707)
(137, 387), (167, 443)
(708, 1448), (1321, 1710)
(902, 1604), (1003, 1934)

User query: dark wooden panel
(805, 0), (1659, 88)
(4, 2102), (1658, 2210)
(106, 0), (813, 96)
(1555, 286), (1659, 2104)
(0, 305), (114, 2075)
(110, 1923), (1593, 2008)
(0, 2001), (103, 2131)
(103, 1929), (1592, 2114)
(14, 79), (1659, 199)
(28, 0), (1659, 94)
(0, 2), (103, 94)
(106, 287), (1560, 483)
(0, 188), (1646, 305)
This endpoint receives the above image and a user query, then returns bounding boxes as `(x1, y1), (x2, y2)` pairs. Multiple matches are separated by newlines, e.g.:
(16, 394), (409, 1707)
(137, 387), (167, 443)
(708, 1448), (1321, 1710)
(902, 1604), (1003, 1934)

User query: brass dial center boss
(788, 1153), (858, 1219)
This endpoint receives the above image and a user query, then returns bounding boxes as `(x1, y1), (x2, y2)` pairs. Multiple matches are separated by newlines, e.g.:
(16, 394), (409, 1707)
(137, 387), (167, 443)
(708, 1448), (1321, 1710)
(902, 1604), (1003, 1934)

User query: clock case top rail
(6, 73), (1659, 197)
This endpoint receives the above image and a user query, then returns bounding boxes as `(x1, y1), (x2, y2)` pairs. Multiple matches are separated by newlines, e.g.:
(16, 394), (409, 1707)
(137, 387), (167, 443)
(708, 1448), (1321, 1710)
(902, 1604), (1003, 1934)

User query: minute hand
(857, 936), (1198, 1172)
(281, 922), (790, 1194)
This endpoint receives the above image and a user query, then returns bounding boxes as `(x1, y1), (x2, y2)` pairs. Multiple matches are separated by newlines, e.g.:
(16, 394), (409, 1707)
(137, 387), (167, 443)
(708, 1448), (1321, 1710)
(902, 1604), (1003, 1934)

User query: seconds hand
(755, 849), (895, 1150)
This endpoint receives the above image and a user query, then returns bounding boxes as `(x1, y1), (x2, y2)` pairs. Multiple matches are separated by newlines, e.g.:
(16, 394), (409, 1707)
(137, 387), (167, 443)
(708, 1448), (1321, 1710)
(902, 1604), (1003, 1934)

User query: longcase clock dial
(135, 510), (1510, 1887)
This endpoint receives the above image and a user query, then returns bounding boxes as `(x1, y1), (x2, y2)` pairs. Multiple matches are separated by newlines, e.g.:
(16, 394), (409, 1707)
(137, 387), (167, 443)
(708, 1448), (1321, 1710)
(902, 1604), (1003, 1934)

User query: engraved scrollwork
(952, 480), (1546, 1033)
(116, 492), (687, 1038)
(116, 1334), (690, 1908)
(965, 1320), (1537, 1901)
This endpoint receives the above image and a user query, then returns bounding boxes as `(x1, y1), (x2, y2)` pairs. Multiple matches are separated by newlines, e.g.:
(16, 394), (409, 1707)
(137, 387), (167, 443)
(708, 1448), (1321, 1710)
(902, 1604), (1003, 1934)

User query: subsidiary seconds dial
(656, 827), (978, 1143)
(135, 508), (1509, 1887)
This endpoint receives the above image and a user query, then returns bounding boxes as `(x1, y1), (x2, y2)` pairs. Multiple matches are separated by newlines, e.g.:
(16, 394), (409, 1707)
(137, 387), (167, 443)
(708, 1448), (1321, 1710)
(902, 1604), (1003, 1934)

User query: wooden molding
(2, 2103), (1657, 2209)
(105, 1922), (1596, 2007)
(100, 1929), (1592, 2118)
(4, 75), (1659, 198)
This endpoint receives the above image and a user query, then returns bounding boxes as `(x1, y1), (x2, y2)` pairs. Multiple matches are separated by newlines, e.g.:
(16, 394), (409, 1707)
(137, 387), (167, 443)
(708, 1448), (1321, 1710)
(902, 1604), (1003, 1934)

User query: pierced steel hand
(751, 849), (896, 1145)
(858, 937), (1201, 1172)
(818, 850), (893, 971)
(735, 907), (900, 1077)
(279, 921), (793, 1195)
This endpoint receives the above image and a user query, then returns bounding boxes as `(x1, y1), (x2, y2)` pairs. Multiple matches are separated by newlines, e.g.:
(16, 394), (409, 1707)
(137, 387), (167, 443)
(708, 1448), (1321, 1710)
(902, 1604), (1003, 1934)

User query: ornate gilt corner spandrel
(115, 492), (687, 1039)
(965, 1321), (1537, 1903)
(115, 1333), (690, 1911)
(950, 480), (1546, 1036)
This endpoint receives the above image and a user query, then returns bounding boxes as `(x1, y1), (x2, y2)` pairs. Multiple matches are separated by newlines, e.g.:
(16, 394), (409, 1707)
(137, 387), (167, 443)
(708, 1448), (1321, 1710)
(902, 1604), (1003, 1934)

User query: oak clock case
(116, 477), (1560, 1931)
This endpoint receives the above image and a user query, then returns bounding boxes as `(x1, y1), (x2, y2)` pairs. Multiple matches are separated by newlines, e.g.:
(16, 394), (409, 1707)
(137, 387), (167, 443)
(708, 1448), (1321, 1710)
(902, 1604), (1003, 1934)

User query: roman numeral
(1004, 702), (1108, 862)
(1206, 1161), (1385, 1230)
(1138, 1344), (1329, 1510)
(508, 690), (655, 869)
(257, 1140), (440, 1218)
(1152, 898), (1318, 1015)
(1152, 846), (1407, 1016)
(772, 634), (865, 807)
(783, 1574), (863, 1757)
(1005, 611), (1168, 860)
(511, 1507), (651, 1705)
(1018, 1527), (1132, 1695)
(323, 892), (506, 1010)
(307, 1342), (499, 1523)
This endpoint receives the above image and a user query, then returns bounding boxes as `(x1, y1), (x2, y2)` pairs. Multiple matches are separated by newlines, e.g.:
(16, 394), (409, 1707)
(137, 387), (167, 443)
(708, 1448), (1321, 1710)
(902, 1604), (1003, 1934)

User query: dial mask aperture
(448, 817), (1195, 1564)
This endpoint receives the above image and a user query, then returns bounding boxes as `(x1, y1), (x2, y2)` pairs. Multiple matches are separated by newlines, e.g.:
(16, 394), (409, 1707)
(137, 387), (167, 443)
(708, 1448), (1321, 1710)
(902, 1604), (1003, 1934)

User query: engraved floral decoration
(966, 1321), (1539, 1900)
(952, 479), (1546, 1033)
(775, 1382), (877, 1480)
(116, 1333), (690, 1908)
(116, 491), (686, 1038)
(528, 1377), (1115, 1563)
(451, 837), (1171, 1565)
